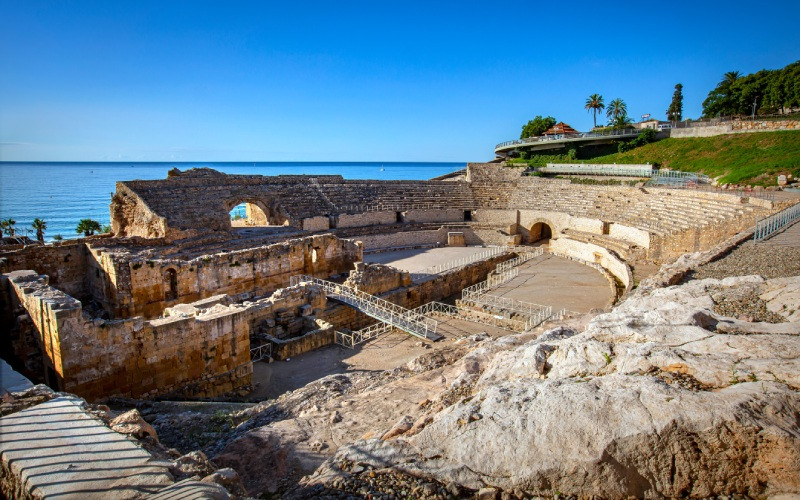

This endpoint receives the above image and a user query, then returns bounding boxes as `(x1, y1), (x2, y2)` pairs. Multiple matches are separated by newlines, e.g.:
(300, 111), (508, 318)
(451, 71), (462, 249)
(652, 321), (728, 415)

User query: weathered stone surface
(110, 408), (159, 442)
(297, 275), (800, 498)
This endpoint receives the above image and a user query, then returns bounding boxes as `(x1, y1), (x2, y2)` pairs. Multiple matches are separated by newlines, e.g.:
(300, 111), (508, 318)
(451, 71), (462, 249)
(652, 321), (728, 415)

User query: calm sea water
(0, 162), (465, 242)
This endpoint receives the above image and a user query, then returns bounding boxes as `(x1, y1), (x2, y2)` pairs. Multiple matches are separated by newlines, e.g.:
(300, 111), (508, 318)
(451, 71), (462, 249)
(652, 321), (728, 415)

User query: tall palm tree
(32, 218), (47, 243)
(584, 94), (605, 128)
(721, 71), (741, 86)
(606, 98), (628, 122)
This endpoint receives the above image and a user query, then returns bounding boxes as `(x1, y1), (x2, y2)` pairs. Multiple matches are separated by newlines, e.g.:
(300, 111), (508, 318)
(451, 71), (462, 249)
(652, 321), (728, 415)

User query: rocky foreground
(140, 270), (799, 498)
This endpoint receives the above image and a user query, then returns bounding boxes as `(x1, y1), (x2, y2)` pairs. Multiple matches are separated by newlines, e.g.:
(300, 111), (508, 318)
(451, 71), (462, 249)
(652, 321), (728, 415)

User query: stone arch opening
(227, 199), (289, 228)
(164, 268), (178, 301)
(529, 221), (554, 243)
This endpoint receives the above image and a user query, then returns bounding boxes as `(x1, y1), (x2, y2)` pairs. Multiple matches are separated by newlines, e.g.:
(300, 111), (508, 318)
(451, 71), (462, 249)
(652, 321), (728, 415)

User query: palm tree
(1, 218), (17, 237)
(584, 94), (605, 128)
(31, 218), (47, 243)
(76, 218), (101, 237)
(721, 71), (741, 86)
(606, 98), (628, 122)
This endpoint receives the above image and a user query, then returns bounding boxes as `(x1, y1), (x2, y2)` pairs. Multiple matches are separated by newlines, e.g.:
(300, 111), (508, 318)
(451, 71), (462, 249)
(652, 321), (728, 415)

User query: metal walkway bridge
(495, 128), (644, 155)
(290, 275), (441, 341)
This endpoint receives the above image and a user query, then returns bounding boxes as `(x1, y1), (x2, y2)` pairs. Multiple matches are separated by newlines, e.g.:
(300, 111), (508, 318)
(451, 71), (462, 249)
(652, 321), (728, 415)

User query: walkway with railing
(334, 322), (395, 348)
(754, 202), (800, 241)
(290, 275), (440, 341)
(496, 128), (642, 152)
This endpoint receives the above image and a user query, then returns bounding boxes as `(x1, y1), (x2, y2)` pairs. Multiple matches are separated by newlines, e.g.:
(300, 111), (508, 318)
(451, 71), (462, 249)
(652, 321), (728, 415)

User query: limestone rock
(110, 409), (159, 442)
(201, 467), (247, 497)
(171, 450), (217, 480)
(381, 415), (414, 440)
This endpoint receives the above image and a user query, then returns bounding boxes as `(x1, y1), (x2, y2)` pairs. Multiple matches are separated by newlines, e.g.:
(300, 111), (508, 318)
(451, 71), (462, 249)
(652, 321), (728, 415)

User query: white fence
(334, 322), (395, 348)
(410, 246), (508, 282)
(754, 202), (800, 241)
(250, 342), (272, 362)
(413, 301), (528, 333)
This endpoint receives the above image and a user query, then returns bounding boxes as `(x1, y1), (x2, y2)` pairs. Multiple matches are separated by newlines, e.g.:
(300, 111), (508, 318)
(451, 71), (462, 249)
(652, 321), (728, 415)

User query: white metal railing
(754, 202), (800, 241)
(290, 275), (438, 340)
(496, 128), (642, 150)
(495, 248), (543, 273)
(250, 342), (272, 362)
(334, 322), (395, 348)
(413, 301), (528, 332)
(410, 246), (508, 282)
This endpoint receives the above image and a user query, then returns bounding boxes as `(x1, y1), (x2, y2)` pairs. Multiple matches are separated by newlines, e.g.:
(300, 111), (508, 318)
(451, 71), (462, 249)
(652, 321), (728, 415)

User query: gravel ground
(688, 240), (800, 280)
(709, 284), (786, 323)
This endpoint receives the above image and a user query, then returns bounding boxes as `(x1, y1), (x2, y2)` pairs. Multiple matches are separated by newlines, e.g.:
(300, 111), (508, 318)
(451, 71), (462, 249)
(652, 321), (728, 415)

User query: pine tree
(667, 83), (683, 123)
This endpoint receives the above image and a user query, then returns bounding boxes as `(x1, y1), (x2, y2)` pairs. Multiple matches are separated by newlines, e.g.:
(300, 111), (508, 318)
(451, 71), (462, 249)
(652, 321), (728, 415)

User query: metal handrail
(290, 275), (438, 340)
(754, 202), (800, 241)
(414, 301), (528, 333)
(335, 322), (395, 348)
(250, 342), (272, 362)
(410, 246), (508, 282)
(496, 128), (642, 150)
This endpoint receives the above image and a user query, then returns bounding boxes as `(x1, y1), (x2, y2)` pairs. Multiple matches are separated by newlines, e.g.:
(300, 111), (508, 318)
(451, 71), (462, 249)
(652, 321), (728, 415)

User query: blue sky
(1, 1), (798, 162)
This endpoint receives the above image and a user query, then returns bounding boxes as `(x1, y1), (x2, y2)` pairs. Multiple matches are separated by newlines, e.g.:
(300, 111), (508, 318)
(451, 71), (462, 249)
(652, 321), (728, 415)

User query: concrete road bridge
(495, 128), (647, 156)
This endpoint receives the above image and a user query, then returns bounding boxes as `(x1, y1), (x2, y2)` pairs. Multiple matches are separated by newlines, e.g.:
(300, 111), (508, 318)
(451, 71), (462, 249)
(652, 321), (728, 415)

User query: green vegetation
(1, 218), (16, 237)
(702, 61), (800, 117)
(587, 131), (800, 185)
(617, 128), (657, 153)
(76, 218), (101, 237)
(584, 94), (605, 128)
(31, 218), (46, 243)
(667, 83), (683, 122)
(52, 234), (63, 241)
(520, 115), (556, 139)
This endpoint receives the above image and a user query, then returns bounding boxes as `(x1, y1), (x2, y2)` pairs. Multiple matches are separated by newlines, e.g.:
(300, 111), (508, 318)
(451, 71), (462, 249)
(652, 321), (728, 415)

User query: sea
(0, 162), (465, 242)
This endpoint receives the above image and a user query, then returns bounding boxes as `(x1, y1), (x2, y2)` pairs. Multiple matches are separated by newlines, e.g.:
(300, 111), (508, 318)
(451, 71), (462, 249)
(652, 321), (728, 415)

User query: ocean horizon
(0, 161), (466, 242)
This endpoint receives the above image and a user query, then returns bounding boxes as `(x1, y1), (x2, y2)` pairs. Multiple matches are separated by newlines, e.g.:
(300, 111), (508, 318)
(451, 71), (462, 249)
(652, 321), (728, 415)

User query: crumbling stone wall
(100, 234), (360, 319)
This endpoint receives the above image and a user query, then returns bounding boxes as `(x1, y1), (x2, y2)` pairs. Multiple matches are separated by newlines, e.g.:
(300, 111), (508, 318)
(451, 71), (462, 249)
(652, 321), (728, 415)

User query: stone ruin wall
(42, 234), (360, 320)
(0, 249), (511, 401)
(0, 270), (336, 401)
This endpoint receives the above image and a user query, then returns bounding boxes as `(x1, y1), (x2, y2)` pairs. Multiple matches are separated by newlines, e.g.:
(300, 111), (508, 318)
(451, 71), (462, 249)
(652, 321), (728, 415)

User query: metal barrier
(250, 342), (272, 362)
(534, 164), (654, 177)
(495, 128), (642, 150)
(290, 275), (438, 340)
(495, 249), (543, 273)
(754, 202), (800, 241)
(414, 301), (528, 333)
(334, 322), (395, 348)
(410, 246), (508, 282)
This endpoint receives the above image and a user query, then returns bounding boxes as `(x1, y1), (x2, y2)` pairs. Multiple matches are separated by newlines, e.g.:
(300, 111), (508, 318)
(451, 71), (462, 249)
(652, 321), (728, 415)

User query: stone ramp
(0, 396), (174, 499)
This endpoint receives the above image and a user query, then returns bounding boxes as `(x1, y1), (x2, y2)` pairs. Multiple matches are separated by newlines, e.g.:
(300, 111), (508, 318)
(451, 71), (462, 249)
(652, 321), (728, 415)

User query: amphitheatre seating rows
(468, 175), (766, 235)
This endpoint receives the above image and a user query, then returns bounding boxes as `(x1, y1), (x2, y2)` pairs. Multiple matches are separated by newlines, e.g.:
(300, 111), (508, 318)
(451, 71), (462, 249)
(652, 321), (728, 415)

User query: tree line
(702, 61), (800, 118)
(1, 217), (108, 243)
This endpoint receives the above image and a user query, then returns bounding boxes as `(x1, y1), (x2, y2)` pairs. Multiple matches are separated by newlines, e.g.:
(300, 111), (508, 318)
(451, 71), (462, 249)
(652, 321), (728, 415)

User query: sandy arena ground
(250, 246), (613, 401)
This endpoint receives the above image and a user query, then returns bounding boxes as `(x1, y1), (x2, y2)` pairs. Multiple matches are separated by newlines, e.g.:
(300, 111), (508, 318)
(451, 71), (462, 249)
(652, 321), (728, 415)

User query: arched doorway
(529, 221), (553, 244)
(227, 199), (289, 227)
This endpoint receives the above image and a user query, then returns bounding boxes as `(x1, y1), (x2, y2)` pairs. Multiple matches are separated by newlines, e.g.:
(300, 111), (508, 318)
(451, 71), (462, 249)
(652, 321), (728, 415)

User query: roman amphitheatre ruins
(1, 160), (799, 498)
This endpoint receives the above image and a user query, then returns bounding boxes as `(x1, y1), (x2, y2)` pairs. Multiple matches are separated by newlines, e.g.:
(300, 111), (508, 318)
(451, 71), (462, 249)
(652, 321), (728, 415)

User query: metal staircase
(290, 275), (441, 341)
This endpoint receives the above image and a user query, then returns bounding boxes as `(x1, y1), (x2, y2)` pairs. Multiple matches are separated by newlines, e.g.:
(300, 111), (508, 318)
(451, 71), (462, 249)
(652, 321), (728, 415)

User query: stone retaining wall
(669, 120), (800, 138)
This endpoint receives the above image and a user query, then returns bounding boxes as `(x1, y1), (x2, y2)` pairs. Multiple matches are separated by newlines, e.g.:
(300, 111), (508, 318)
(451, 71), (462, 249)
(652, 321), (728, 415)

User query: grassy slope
(588, 131), (800, 185)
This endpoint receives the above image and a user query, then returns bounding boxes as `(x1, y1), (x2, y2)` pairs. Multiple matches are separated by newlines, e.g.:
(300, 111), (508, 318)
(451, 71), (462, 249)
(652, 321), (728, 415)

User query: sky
(1, 1), (798, 162)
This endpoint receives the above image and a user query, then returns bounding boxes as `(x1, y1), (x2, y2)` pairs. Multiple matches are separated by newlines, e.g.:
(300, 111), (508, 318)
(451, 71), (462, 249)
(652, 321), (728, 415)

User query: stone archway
(529, 221), (554, 243)
(227, 199), (289, 227)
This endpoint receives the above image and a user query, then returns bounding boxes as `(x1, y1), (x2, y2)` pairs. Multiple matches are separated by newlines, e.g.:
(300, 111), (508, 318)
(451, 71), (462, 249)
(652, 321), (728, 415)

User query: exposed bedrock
(292, 275), (800, 498)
